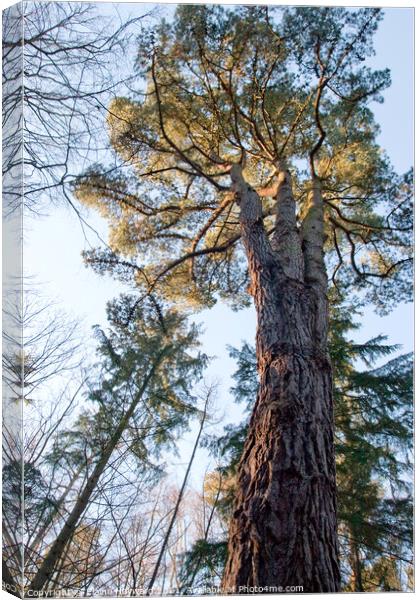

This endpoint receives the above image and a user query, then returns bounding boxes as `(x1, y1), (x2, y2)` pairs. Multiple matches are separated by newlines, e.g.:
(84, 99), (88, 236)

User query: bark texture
(222, 167), (340, 593)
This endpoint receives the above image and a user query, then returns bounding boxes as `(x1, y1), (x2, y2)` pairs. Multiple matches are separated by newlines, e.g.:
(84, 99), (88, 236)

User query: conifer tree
(329, 303), (413, 591)
(74, 6), (412, 590)
(13, 297), (207, 594)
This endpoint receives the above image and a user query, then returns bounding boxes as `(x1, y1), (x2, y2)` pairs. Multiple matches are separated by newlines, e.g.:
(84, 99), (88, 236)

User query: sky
(22, 3), (414, 489)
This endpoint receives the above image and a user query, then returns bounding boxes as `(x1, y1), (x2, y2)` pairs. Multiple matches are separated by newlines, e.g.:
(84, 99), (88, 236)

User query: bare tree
(2, 289), (82, 403)
(2, 290), (86, 596)
(2, 1), (155, 215)
(147, 384), (214, 595)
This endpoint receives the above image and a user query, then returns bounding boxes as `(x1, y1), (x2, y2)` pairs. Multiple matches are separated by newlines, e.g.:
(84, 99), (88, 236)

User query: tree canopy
(75, 5), (412, 315)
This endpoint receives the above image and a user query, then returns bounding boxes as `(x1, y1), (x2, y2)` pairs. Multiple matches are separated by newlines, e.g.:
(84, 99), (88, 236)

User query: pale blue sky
(23, 4), (414, 488)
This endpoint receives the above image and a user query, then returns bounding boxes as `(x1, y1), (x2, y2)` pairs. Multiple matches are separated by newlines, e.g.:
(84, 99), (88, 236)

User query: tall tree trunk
(222, 166), (340, 593)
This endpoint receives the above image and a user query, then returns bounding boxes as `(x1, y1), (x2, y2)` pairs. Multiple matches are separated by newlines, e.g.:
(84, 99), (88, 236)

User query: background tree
(146, 384), (214, 595)
(28, 297), (206, 595)
(330, 303), (413, 591)
(2, 1), (155, 215)
(74, 5), (412, 591)
(2, 291), (207, 596)
(2, 290), (85, 594)
(178, 470), (230, 593)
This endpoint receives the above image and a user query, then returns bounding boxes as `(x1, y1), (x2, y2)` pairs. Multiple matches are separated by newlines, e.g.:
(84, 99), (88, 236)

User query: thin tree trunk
(349, 539), (364, 592)
(184, 473), (223, 591)
(28, 465), (84, 557)
(222, 166), (340, 593)
(146, 390), (210, 595)
(28, 349), (168, 593)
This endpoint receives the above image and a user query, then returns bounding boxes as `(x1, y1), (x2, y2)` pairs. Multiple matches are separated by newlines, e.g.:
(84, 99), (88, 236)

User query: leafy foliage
(74, 5), (412, 315)
(47, 296), (207, 477)
(11, 297), (208, 593)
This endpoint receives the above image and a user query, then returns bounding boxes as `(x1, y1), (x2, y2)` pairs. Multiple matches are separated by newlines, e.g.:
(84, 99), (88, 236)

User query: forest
(2, 2), (413, 596)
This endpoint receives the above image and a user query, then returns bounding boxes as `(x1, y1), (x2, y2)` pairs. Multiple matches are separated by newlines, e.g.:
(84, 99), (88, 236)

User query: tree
(2, 291), (85, 595)
(146, 384), (213, 595)
(329, 303), (413, 591)
(2, 1), (154, 214)
(178, 469), (229, 593)
(27, 297), (206, 594)
(74, 5), (412, 591)
(2, 291), (207, 596)
(193, 300), (413, 592)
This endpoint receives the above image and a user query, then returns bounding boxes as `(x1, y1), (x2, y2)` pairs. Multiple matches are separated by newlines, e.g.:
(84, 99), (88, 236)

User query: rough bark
(272, 166), (304, 282)
(222, 167), (340, 593)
